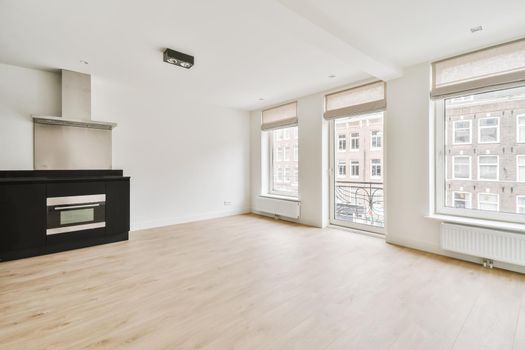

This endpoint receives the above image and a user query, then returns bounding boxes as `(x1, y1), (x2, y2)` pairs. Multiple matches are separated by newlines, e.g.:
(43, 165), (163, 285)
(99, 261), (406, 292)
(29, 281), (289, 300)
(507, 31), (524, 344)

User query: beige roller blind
(261, 101), (298, 130)
(324, 81), (386, 120)
(432, 38), (525, 98)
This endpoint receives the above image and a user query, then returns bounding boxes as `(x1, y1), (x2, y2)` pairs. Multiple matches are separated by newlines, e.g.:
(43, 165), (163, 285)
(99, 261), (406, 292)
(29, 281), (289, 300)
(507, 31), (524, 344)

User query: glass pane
(60, 208), (94, 225)
(271, 126), (298, 197)
(480, 127), (498, 142)
(455, 129), (470, 143)
(444, 85), (525, 215)
(334, 112), (384, 228)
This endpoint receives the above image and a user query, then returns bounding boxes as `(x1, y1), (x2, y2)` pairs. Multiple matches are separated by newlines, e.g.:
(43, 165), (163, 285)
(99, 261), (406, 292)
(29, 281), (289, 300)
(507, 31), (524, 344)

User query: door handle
(54, 203), (100, 211)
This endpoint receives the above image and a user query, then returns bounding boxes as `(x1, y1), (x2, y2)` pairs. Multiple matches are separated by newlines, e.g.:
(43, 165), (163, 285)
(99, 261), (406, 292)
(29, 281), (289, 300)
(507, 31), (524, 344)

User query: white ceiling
(1, 0), (525, 110)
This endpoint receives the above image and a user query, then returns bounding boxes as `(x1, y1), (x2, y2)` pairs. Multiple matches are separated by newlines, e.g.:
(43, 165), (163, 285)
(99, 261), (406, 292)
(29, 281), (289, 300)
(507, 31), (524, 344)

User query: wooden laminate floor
(1, 214), (525, 350)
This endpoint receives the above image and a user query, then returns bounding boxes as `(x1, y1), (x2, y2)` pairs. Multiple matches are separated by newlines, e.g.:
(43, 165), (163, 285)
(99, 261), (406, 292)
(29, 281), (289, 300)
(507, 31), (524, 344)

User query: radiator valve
(482, 259), (494, 269)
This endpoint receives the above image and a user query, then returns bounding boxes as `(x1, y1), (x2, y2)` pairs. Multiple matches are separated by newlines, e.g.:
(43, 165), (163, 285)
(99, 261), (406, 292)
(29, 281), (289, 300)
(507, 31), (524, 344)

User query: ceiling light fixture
(328, 74), (336, 78)
(258, 98), (265, 101)
(80, 60), (89, 65)
(470, 25), (483, 33)
(163, 48), (194, 69)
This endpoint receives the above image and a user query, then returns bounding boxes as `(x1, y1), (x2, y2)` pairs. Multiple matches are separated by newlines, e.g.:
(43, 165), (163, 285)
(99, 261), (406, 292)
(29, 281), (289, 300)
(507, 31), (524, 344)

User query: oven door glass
(60, 208), (95, 225)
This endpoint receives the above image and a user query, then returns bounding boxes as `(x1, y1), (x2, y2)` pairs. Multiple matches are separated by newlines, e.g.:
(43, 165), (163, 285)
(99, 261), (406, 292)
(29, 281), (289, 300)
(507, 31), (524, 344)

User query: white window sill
(259, 194), (300, 202)
(426, 214), (525, 233)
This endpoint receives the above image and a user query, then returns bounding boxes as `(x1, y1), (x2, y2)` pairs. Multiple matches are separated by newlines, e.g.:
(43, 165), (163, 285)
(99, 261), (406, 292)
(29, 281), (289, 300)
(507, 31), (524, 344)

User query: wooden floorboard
(1, 214), (524, 350)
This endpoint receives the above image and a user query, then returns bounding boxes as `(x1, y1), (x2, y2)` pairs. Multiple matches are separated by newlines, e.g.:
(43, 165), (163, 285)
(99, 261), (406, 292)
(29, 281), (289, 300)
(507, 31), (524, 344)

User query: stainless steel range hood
(33, 70), (116, 170)
(33, 70), (117, 130)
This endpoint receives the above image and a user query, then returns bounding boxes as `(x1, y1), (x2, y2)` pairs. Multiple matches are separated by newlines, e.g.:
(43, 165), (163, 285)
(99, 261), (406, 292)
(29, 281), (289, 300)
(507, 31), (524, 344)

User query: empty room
(2, 0), (525, 349)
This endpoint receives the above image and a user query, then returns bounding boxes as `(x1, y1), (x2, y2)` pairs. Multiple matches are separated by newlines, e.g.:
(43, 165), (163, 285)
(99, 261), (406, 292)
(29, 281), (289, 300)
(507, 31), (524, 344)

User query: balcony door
(329, 112), (385, 234)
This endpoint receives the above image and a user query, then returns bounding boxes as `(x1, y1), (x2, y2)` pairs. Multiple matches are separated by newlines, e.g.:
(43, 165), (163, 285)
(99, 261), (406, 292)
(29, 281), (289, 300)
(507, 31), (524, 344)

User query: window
(453, 192), (472, 209)
(337, 134), (347, 151)
(436, 86), (525, 221)
(518, 114), (525, 143)
(453, 119), (471, 144)
(269, 126), (298, 197)
(517, 196), (525, 214)
(434, 39), (525, 224)
(337, 161), (347, 177)
(453, 156), (471, 180)
(371, 131), (383, 149)
(371, 159), (382, 179)
(276, 147), (284, 161)
(284, 146), (290, 161)
(517, 155), (525, 182)
(478, 193), (499, 211)
(263, 102), (298, 198)
(350, 161), (359, 178)
(326, 81), (386, 231)
(277, 167), (284, 182)
(350, 133), (359, 150)
(283, 167), (291, 182)
(478, 117), (499, 143)
(478, 155), (498, 181)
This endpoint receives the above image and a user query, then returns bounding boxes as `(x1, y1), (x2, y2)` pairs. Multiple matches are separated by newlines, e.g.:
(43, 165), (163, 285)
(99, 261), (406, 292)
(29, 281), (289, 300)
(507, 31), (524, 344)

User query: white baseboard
(131, 207), (250, 231)
(386, 235), (525, 274)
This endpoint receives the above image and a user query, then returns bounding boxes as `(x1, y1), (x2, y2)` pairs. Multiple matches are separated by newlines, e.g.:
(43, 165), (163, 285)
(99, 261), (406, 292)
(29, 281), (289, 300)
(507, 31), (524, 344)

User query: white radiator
(441, 223), (525, 266)
(254, 196), (300, 219)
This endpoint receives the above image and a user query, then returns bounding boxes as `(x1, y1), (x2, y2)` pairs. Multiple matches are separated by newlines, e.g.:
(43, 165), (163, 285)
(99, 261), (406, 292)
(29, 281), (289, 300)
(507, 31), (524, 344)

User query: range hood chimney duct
(32, 70), (117, 130)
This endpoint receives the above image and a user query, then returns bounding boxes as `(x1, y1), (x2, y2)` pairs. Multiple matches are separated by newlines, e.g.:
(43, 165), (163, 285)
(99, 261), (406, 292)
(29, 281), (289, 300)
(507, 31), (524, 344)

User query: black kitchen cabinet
(0, 170), (129, 261)
(0, 183), (46, 255)
(106, 180), (130, 236)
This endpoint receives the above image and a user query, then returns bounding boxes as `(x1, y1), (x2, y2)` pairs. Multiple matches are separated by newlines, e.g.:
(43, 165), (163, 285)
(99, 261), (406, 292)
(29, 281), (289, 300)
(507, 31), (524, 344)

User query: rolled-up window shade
(324, 81), (386, 120)
(432, 38), (525, 98)
(261, 102), (298, 130)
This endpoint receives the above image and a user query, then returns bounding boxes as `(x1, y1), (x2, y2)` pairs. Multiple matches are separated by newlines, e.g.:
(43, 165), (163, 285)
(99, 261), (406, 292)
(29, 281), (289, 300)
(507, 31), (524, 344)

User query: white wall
(0, 64), (61, 169)
(0, 63), (251, 230)
(384, 63), (442, 249)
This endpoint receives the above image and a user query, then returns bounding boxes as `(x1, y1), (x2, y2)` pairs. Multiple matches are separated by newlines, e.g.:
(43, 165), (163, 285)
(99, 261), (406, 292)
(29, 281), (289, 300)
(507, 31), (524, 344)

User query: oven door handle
(54, 203), (101, 211)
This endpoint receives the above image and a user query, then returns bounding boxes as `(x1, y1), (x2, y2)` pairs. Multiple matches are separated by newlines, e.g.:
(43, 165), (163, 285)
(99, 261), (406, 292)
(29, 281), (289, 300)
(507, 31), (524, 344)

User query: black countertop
(0, 170), (130, 184)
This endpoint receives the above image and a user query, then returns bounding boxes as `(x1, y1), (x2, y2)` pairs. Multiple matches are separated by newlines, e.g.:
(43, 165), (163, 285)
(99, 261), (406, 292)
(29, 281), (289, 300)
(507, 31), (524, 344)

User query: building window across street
(453, 120), (471, 144)
(338, 161), (346, 177)
(478, 193), (499, 211)
(338, 134), (347, 151)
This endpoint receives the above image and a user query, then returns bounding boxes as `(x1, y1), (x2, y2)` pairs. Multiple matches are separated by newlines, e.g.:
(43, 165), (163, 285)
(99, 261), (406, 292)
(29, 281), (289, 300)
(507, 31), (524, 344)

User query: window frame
(478, 192), (499, 212)
(434, 90), (525, 224)
(518, 114), (525, 143)
(517, 195), (525, 214)
(453, 119), (472, 145)
(370, 159), (382, 179)
(350, 132), (360, 151)
(452, 191), (472, 209)
(350, 160), (359, 178)
(284, 145), (291, 161)
(478, 116), (500, 144)
(370, 130), (383, 150)
(452, 155), (471, 180)
(337, 160), (347, 178)
(477, 155), (499, 181)
(517, 155), (525, 182)
(337, 134), (347, 152)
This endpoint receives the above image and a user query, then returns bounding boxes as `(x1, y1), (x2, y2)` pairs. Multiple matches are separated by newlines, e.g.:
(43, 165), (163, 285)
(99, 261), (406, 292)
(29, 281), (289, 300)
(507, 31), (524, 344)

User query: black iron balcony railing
(335, 180), (384, 227)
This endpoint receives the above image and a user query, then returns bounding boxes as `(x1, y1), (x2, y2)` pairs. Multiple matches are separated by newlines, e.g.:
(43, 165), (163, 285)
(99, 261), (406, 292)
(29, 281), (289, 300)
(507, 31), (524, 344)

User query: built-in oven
(46, 194), (106, 235)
